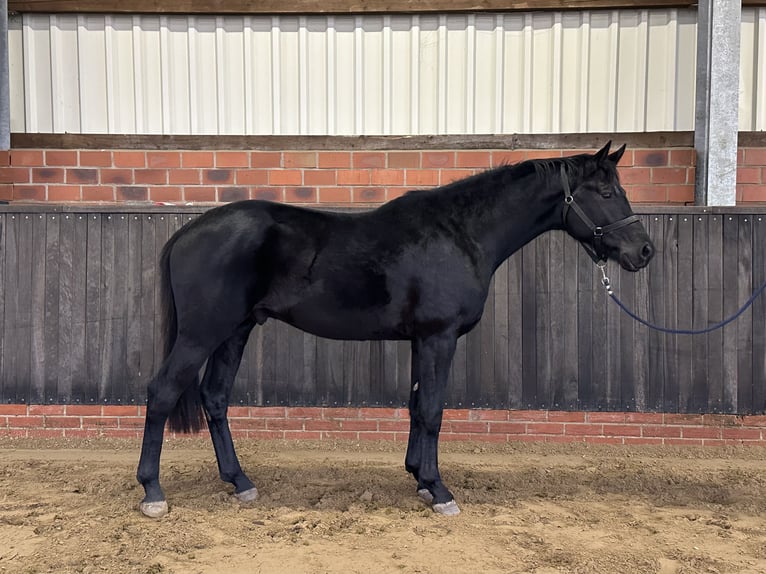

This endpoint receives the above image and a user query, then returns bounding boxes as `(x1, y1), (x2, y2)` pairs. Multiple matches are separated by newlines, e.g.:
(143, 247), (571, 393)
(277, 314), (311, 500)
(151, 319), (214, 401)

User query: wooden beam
(10, 132), (700, 151)
(8, 0), (711, 14)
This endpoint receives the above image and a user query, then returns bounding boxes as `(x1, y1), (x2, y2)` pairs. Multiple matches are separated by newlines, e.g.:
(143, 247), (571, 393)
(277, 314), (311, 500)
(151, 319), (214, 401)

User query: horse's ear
(594, 141), (612, 163)
(608, 143), (627, 165)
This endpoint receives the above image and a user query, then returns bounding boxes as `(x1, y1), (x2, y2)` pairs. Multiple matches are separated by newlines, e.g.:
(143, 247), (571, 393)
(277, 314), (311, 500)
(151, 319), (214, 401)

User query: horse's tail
(160, 232), (205, 434)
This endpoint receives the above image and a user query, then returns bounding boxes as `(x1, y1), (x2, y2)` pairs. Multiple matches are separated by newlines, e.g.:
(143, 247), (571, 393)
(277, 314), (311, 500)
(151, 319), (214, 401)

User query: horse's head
(561, 142), (655, 271)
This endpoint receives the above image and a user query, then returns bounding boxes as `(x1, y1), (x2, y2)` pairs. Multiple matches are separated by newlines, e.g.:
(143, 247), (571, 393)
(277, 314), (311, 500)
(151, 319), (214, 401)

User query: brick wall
(0, 146), (732, 205)
(3, 405), (766, 446)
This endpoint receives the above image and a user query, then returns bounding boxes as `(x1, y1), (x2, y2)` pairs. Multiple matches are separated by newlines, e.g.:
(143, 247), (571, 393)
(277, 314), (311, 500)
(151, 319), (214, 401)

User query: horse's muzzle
(620, 240), (655, 271)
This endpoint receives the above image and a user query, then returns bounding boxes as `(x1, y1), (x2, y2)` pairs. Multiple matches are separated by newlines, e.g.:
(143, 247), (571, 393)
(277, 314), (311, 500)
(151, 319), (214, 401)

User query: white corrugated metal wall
(7, 9), (766, 135)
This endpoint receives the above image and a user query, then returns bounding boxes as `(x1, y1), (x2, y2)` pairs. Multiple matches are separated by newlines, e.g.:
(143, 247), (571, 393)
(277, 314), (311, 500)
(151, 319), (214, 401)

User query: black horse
(137, 142), (654, 518)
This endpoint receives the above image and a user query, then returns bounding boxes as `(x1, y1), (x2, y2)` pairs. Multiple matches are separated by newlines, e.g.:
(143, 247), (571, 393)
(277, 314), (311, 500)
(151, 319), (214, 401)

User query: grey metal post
(694, 0), (741, 206)
(0, 0), (9, 151)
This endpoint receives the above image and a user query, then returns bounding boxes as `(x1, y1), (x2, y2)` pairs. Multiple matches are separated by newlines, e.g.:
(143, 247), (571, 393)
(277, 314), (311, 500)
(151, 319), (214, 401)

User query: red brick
(230, 418), (268, 430)
(113, 151), (146, 168)
(182, 151), (215, 168)
(665, 438), (704, 446)
(336, 170), (369, 186)
(9, 416), (45, 427)
(440, 169), (475, 185)
(324, 431), (362, 440)
(588, 412), (626, 423)
(82, 186), (115, 201)
(253, 188), (282, 202)
(45, 150), (78, 166)
(14, 185), (45, 200)
(737, 168), (762, 184)
(526, 422), (564, 435)
(269, 170), (303, 186)
(618, 167), (651, 185)
(325, 407), (363, 419)
(386, 187), (408, 200)
(722, 428), (762, 440)
(509, 410), (549, 421)
(353, 187), (385, 203)
(378, 420), (410, 432)
(666, 185), (694, 204)
(250, 406), (287, 418)
(32, 168), (65, 183)
(357, 432), (398, 441)
(184, 186), (218, 202)
(236, 170), (268, 185)
(744, 148), (766, 166)
(118, 417), (145, 429)
(286, 407), (319, 418)
(548, 411), (586, 423)
(456, 151), (491, 168)
(220, 186), (249, 202)
(564, 424), (603, 436)
(284, 430), (322, 440)
(147, 151), (181, 168)
(102, 430), (141, 438)
(65, 405), (101, 416)
(102, 405), (140, 416)
(203, 169), (233, 184)
(318, 152), (351, 169)
(738, 185), (766, 203)
(48, 185), (81, 201)
(284, 152), (317, 168)
(0, 429), (28, 438)
(305, 420), (342, 431)
(341, 420), (378, 431)
(602, 424), (642, 437)
(0, 404), (28, 415)
(11, 150), (44, 166)
(628, 185), (666, 203)
(44, 416), (81, 428)
(585, 436), (625, 445)
(488, 421), (526, 434)
(492, 150), (526, 165)
(370, 169), (404, 186)
(79, 151), (112, 167)
(134, 169), (167, 185)
(405, 170), (439, 187)
(66, 168), (99, 184)
(266, 419), (304, 430)
(625, 412), (664, 424)
(286, 186), (317, 203)
(353, 152), (386, 169)
(681, 426), (721, 439)
(642, 425), (681, 438)
(28, 405), (65, 415)
(0, 150), (8, 166)
(740, 415), (766, 427)
(652, 167), (688, 185)
(117, 186), (148, 201)
(0, 185), (12, 200)
(251, 152), (283, 168)
(359, 407), (402, 419)
(65, 429), (102, 438)
(0, 167), (30, 183)
(634, 150), (668, 167)
(623, 437), (664, 445)
(469, 410), (508, 421)
(664, 414), (705, 425)
(422, 151), (455, 168)
(669, 149), (695, 167)
(525, 149), (562, 160)
(216, 151), (249, 168)
(447, 421), (489, 433)
(150, 186), (183, 203)
(304, 170), (336, 186)
(388, 152), (420, 168)
(101, 169), (133, 185)
(28, 429), (65, 438)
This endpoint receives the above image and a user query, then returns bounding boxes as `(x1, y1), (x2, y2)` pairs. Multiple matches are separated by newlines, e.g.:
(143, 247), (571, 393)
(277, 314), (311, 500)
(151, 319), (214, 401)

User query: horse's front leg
(405, 333), (459, 515)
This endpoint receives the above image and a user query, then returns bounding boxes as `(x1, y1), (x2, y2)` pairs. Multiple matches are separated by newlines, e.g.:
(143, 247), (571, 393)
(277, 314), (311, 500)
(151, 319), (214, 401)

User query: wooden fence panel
(2, 207), (766, 414)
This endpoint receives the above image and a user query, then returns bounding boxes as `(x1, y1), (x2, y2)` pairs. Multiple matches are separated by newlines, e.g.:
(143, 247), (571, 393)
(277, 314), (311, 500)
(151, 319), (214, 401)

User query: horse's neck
(478, 174), (564, 270)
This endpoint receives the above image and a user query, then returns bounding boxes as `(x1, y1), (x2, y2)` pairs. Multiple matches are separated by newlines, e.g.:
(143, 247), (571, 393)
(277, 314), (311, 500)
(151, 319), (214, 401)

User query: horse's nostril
(641, 243), (655, 259)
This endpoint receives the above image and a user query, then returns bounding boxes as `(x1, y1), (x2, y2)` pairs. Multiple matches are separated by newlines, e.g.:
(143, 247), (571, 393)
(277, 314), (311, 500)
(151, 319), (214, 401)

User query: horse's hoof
(432, 500), (461, 516)
(139, 500), (169, 519)
(234, 487), (258, 504)
(417, 488), (434, 504)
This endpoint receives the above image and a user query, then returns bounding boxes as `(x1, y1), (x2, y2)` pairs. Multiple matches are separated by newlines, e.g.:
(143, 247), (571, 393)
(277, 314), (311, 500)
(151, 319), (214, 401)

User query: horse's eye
(599, 187), (612, 199)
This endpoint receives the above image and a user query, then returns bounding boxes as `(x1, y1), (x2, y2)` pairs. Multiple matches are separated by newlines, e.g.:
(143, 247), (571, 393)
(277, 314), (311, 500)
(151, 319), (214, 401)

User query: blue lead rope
(598, 263), (766, 335)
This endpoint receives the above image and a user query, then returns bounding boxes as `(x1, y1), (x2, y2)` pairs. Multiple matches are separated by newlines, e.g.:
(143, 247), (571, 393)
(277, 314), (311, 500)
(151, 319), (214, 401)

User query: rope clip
(597, 261), (613, 295)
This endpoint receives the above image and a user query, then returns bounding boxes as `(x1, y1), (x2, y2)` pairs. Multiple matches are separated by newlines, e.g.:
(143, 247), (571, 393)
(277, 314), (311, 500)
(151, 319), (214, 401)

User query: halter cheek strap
(560, 165), (640, 264)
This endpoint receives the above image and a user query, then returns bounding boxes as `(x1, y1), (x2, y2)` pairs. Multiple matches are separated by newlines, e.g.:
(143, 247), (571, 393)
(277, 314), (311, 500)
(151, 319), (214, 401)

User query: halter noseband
(560, 165), (640, 264)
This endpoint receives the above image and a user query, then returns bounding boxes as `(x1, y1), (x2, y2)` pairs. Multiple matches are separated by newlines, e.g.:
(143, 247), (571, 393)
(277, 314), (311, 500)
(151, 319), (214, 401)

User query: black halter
(560, 165), (640, 264)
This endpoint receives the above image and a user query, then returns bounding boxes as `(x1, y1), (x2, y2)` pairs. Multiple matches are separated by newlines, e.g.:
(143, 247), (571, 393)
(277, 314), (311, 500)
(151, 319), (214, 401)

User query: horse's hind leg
(200, 319), (258, 502)
(136, 339), (210, 518)
(405, 333), (459, 515)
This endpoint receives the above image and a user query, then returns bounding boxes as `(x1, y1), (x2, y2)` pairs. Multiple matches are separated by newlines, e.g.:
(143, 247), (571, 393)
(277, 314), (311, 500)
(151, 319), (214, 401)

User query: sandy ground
(2, 437), (766, 574)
